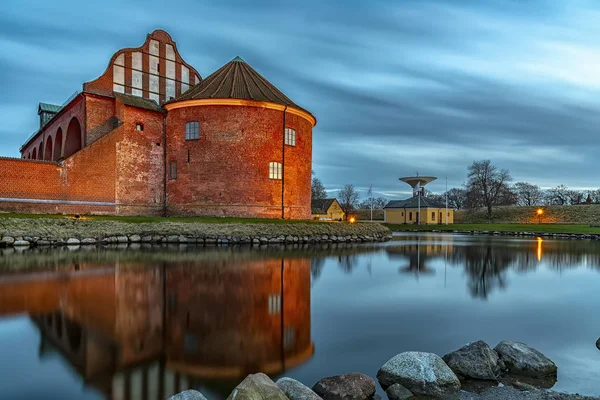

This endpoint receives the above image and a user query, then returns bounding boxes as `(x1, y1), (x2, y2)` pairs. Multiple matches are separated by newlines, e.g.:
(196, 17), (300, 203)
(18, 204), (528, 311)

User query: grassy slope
(387, 223), (600, 234)
(455, 204), (600, 224)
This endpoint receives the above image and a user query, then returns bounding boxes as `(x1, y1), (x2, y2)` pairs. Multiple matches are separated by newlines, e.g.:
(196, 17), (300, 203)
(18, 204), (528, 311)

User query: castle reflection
(0, 255), (313, 400)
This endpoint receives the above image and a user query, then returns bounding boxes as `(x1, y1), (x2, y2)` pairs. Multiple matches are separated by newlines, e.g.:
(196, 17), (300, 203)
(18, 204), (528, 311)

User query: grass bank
(387, 223), (600, 235)
(0, 214), (391, 241)
(455, 204), (600, 224)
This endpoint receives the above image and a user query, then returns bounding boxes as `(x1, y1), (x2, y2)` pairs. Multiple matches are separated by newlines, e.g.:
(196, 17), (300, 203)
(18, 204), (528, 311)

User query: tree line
(313, 160), (597, 221)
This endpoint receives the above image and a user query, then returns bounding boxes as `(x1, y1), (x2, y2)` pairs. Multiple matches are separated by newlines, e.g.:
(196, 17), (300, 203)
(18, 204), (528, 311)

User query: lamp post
(537, 208), (543, 224)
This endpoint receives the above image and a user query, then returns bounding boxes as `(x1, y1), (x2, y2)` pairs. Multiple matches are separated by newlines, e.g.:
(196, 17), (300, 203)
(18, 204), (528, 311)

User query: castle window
(185, 121), (199, 140)
(169, 161), (177, 180)
(268, 294), (281, 314)
(269, 162), (282, 180)
(136, 123), (144, 131)
(285, 128), (296, 146)
(432, 212), (435, 220)
(409, 212), (412, 221)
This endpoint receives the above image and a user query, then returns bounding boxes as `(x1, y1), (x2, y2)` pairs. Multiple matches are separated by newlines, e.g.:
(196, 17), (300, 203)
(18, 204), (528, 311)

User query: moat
(0, 233), (599, 399)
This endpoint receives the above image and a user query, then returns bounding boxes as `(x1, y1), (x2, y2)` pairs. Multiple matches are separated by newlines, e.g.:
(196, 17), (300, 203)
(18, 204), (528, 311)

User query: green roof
(38, 103), (62, 113)
(231, 56), (245, 62)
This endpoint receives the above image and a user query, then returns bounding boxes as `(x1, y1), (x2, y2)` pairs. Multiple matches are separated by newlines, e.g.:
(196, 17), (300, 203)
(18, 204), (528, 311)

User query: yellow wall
(313, 201), (345, 221)
(385, 208), (454, 224)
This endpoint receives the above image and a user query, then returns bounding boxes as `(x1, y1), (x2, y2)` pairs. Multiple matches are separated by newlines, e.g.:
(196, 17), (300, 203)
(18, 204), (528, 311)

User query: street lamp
(537, 208), (543, 224)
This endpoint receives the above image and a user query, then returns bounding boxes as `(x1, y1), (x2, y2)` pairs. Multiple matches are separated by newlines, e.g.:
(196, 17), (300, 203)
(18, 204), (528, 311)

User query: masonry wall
(164, 105), (312, 219)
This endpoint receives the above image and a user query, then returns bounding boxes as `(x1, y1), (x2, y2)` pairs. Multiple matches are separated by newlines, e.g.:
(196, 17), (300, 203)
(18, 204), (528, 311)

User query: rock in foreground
(377, 351), (460, 398)
(226, 373), (288, 400)
(312, 372), (376, 400)
(494, 341), (557, 378)
(276, 377), (322, 400)
(385, 383), (414, 399)
(443, 341), (504, 380)
(168, 390), (208, 400)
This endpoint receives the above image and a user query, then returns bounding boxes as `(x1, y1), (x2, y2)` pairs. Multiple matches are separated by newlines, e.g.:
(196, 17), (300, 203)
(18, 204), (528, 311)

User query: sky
(1, 0), (600, 200)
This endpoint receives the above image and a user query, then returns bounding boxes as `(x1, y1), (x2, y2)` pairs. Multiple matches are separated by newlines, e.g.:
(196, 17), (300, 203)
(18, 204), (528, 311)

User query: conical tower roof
(168, 56), (311, 114)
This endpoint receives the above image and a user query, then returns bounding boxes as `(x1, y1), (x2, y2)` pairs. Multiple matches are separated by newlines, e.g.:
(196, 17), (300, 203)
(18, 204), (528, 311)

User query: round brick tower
(163, 57), (316, 219)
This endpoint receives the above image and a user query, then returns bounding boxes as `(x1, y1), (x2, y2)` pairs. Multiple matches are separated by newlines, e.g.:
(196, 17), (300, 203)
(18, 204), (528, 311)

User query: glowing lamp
(537, 209), (543, 215)
(349, 217), (356, 224)
(536, 209), (543, 224)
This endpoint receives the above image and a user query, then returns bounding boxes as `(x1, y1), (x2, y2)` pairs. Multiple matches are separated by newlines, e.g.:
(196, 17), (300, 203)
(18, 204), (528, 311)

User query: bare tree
(589, 189), (600, 204)
(445, 187), (467, 210)
(513, 182), (543, 206)
(359, 197), (387, 209)
(567, 190), (585, 205)
(338, 184), (360, 219)
(545, 185), (569, 205)
(311, 175), (327, 201)
(466, 160), (512, 220)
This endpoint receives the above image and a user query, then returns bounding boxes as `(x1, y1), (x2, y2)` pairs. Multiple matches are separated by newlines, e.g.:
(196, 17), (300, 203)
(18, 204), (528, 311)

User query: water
(0, 233), (599, 399)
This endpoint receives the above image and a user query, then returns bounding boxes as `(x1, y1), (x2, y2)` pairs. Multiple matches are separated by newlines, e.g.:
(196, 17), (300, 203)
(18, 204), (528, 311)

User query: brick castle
(0, 30), (316, 219)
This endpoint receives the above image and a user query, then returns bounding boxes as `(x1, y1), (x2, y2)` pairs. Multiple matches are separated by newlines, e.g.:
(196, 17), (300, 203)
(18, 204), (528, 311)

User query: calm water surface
(0, 233), (599, 399)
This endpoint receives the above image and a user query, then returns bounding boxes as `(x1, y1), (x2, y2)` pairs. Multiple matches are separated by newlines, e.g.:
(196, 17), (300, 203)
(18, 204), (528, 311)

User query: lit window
(269, 162), (282, 180)
(268, 294), (281, 314)
(185, 121), (199, 140)
(169, 161), (177, 180)
(136, 123), (144, 131)
(284, 128), (296, 146)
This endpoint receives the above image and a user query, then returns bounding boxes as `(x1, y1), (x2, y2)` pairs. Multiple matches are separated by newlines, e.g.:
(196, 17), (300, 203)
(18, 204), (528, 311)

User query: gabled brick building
(1, 30), (316, 219)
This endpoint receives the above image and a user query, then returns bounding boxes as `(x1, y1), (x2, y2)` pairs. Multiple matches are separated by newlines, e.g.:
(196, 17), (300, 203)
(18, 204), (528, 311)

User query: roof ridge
(211, 61), (236, 98)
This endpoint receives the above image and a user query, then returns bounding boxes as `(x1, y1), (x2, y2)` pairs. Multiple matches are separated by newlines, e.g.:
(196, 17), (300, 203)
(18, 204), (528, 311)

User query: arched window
(54, 128), (63, 160)
(185, 121), (199, 140)
(269, 162), (282, 180)
(64, 118), (82, 158)
(44, 137), (53, 161)
(38, 143), (43, 160)
(32, 148), (37, 159)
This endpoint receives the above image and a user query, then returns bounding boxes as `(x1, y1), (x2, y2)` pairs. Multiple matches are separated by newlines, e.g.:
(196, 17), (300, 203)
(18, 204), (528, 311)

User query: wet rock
(377, 351), (460, 398)
(494, 341), (557, 377)
(312, 372), (376, 400)
(167, 235), (179, 243)
(385, 383), (413, 399)
(276, 377), (322, 400)
(81, 238), (96, 244)
(1, 236), (15, 246)
(116, 235), (129, 243)
(226, 373), (287, 400)
(13, 240), (31, 247)
(167, 390), (208, 400)
(443, 341), (503, 380)
(66, 238), (81, 245)
(129, 234), (141, 242)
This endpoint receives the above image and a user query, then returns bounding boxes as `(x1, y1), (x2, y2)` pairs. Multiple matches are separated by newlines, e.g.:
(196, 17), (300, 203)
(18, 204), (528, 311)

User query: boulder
(226, 373), (288, 400)
(442, 341), (503, 380)
(81, 238), (97, 244)
(312, 372), (376, 400)
(168, 390), (208, 400)
(276, 377), (322, 400)
(129, 234), (141, 243)
(376, 352), (460, 398)
(116, 235), (129, 243)
(13, 240), (31, 247)
(1, 236), (15, 246)
(385, 383), (413, 399)
(66, 238), (81, 245)
(494, 341), (557, 377)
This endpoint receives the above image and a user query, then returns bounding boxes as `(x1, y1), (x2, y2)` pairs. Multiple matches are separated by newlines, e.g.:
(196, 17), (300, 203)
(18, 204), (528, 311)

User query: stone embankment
(0, 218), (392, 248)
(167, 340), (599, 400)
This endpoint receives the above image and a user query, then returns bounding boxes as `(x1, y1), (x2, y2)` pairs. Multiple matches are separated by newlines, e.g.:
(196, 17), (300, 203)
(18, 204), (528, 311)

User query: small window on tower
(284, 128), (296, 146)
(136, 123), (144, 131)
(169, 161), (177, 180)
(185, 121), (200, 140)
(269, 162), (282, 180)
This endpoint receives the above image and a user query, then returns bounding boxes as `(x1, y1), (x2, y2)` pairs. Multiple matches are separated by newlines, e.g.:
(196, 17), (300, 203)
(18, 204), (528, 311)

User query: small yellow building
(311, 198), (345, 221)
(384, 196), (454, 224)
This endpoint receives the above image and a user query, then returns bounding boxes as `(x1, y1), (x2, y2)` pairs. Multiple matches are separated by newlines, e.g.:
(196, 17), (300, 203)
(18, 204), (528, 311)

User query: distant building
(384, 196), (454, 224)
(384, 174), (454, 224)
(311, 198), (345, 221)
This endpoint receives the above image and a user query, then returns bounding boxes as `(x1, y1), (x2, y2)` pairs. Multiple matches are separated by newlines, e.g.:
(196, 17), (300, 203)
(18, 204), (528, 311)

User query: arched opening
(54, 128), (63, 160)
(55, 312), (63, 338)
(44, 137), (53, 161)
(65, 319), (82, 352)
(37, 143), (43, 160)
(64, 118), (82, 158)
(32, 148), (37, 159)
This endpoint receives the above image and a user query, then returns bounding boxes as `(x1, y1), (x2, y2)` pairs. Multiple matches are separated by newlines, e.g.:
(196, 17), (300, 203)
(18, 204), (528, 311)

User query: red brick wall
(85, 94), (116, 144)
(165, 105), (312, 219)
(114, 100), (165, 215)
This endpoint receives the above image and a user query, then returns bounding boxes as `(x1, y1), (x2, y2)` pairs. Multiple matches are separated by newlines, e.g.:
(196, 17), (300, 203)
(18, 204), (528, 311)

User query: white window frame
(284, 128), (296, 146)
(169, 161), (177, 180)
(269, 162), (282, 180)
(185, 121), (200, 140)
